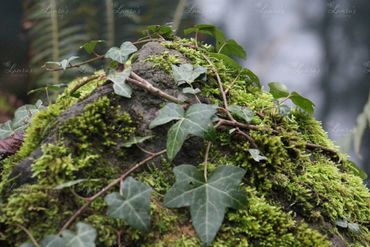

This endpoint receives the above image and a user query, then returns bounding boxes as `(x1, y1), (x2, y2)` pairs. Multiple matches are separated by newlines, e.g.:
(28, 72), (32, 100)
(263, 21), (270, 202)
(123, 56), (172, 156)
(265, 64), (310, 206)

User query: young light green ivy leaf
(268, 82), (289, 99)
(289, 91), (315, 115)
(149, 103), (184, 129)
(80, 40), (105, 54)
(105, 41), (137, 64)
(164, 165), (247, 246)
(108, 68), (132, 98)
(228, 105), (254, 123)
(208, 53), (242, 71)
(62, 222), (96, 247)
(0, 121), (14, 140)
(105, 177), (152, 231)
(121, 135), (153, 148)
(171, 64), (207, 85)
(248, 149), (268, 162)
(218, 39), (246, 59)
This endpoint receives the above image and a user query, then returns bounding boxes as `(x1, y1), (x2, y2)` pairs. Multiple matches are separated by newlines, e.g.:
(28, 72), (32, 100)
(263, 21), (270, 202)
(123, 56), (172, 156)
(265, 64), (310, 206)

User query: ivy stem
(43, 55), (105, 72)
(59, 149), (166, 234)
(16, 224), (40, 247)
(203, 142), (212, 182)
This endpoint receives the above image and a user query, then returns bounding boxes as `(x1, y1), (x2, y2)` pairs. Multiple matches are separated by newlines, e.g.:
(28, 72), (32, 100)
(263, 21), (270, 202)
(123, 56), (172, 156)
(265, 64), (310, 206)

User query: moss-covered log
(0, 40), (369, 247)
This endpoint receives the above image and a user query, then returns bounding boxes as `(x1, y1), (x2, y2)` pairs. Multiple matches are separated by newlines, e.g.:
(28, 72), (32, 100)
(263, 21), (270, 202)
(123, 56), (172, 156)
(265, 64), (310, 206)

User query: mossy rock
(0, 40), (369, 247)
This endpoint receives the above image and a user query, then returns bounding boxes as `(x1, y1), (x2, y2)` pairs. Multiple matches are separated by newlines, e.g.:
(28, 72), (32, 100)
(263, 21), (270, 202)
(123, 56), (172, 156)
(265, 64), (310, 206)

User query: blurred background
(0, 0), (369, 180)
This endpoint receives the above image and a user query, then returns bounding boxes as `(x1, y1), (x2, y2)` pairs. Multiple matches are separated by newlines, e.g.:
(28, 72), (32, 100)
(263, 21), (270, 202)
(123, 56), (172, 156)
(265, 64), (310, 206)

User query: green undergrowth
(0, 37), (369, 246)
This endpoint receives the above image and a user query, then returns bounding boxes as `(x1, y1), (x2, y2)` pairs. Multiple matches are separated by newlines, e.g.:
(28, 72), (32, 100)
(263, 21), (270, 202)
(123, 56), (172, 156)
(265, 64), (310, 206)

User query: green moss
(213, 187), (331, 247)
(145, 51), (182, 73)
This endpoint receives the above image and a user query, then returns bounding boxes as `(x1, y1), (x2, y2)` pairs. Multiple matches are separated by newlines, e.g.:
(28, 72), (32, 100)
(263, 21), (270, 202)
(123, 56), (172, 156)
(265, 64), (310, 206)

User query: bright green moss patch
(145, 51), (182, 73)
(214, 187), (331, 247)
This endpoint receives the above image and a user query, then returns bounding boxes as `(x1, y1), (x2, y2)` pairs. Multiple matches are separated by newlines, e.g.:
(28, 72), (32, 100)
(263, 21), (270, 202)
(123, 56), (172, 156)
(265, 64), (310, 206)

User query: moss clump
(213, 188), (331, 247)
(145, 51), (182, 73)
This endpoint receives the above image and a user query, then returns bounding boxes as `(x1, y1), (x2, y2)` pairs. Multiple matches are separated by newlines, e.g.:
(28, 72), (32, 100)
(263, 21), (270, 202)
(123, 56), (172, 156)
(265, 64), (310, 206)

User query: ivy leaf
(289, 91), (315, 115)
(20, 243), (35, 247)
(184, 24), (226, 44)
(335, 219), (348, 228)
(0, 121), (14, 140)
(244, 68), (261, 88)
(60, 56), (79, 70)
(144, 25), (173, 39)
(182, 87), (201, 95)
(268, 82), (289, 99)
(169, 104), (217, 160)
(149, 103), (184, 129)
(171, 64), (207, 85)
(228, 105), (254, 123)
(41, 235), (65, 247)
(121, 135), (153, 148)
(108, 68), (132, 98)
(105, 177), (152, 231)
(248, 149), (268, 162)
(164, 165), (247, 246)
(80, 40), (105, 54)
(348, 223), (361, 234)
(12, 101), (44, 129)
(62, 222), (96, 247)
(218, 39), (246, 59)
(105, 41), (137, 64)
(208, 53), (242, 71)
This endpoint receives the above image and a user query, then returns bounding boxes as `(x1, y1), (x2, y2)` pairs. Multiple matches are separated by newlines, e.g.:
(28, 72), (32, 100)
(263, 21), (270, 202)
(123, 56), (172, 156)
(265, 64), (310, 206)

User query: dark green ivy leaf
(171, 64), (207, 85)
(0, 121), (14, 140)
(164, 165), (247, 246)
(40, 235), (65, 247)
(144, 25), (173, 39)
(150, 103), (217, 160)
(62, 222), (96, 247)
(105, 177), (152, 231)
(268, 82), (290, 99)
(105, 41), (137, 64)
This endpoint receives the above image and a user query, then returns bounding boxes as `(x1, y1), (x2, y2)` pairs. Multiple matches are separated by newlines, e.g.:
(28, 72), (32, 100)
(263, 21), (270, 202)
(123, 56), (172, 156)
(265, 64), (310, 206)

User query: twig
(305, 143), (338, 156)
(43, 55), (105, 72)
(202, 54), (234, 120)
(235, 128), (258, 148)
(128, 72), (183, 104)
(217, 118), (279, 134)
(59, 149), (166, 233)
(16, 224), (40, 247)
